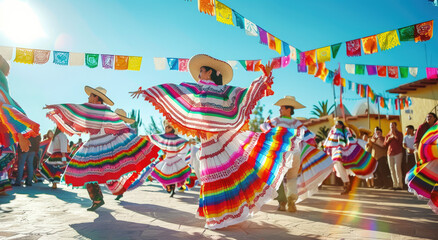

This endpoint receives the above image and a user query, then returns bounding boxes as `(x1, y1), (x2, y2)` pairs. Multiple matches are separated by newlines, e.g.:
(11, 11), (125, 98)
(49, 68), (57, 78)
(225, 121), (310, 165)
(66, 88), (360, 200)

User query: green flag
(85, 53), (99, 68)
(400, 66), (409, 78)
(331, 43), (342, 58)
(355, 64), (365, 75)
(398, 25), (415, 41)
(238, 60), (246, 69)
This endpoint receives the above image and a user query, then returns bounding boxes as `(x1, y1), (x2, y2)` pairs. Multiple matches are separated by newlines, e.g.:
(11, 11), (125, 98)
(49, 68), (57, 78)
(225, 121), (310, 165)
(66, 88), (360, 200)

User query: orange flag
(307, 64), (316, 75)
(415, 20), (433, 42)
(315, 62), (328, 81)
(198, 0), (215, 16)
(115, 55), (129, 70)
(267, 33), (276, 51)
(361, 35), (378, 54)
(305, 50), (316, 66)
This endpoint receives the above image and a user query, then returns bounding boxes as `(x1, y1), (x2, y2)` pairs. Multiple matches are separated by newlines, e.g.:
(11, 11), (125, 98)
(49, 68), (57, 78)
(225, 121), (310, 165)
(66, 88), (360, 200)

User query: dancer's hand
(42, 105), (50, 110)
(260, 61), (273, 77)
(130, 88), (144, 99)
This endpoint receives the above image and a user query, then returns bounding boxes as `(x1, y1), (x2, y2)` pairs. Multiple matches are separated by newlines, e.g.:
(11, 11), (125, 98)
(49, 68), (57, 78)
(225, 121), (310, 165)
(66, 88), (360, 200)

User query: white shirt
(403, 135), (415, 152)
(48, 132), (68, 154)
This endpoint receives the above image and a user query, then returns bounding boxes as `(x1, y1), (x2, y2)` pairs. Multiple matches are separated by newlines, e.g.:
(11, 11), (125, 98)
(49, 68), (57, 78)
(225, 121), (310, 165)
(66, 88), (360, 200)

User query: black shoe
(25, 182), (32, 187)
(115, 194), (123, 200)
(169, 188), (175, 198)
(87, 201), (105, 211)
(12, 183), (21, 187)
(395, 187), (403, 191)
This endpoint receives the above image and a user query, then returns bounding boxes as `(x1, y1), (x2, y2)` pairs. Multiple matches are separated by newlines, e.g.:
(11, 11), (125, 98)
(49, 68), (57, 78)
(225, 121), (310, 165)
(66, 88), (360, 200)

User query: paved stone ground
(0, 182), (437, 240)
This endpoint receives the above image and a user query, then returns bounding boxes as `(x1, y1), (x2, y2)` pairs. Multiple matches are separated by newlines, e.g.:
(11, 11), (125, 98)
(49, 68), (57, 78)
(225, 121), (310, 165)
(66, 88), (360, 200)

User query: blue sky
(1, 0), (437, 139)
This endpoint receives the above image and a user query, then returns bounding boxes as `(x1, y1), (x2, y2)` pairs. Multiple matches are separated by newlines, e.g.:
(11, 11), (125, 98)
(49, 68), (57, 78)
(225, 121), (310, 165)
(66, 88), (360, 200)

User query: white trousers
(334, 161), (349, 183)
(387, 152), (403, 188)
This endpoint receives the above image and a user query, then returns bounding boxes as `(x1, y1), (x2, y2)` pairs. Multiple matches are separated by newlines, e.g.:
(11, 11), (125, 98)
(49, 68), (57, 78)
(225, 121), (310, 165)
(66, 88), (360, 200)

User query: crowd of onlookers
(363, 112), (437, 190)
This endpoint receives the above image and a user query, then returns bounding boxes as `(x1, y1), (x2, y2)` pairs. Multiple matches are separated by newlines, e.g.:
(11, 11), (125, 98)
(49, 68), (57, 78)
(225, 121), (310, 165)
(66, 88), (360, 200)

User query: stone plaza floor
(0, 182), (437, 239)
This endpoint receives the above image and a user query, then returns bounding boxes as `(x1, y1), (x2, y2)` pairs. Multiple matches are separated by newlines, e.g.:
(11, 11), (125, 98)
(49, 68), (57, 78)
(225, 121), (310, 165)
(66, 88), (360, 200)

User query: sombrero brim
(188, 54), (233, 85)
(84, 86), (114, 106)
(274, 98), (305, 109)
(117, 114), (135, 124)
(0, 55), (10, 76)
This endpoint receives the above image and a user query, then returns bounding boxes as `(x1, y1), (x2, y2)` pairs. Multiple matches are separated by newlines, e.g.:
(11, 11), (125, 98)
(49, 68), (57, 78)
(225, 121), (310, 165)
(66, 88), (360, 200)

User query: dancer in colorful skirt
(260, 96), (333, 212)
(44, 86), (160, 211)
(406, 122), (438, 214)
(106, 109), (159, 200)
(323, 120), (378, 195)
(149, 120), (193, 197)
(131, 54), (331, 229)
(0, 55), (40, 188)
(40, 128), (69, 189)
(0, 147), (15, 196)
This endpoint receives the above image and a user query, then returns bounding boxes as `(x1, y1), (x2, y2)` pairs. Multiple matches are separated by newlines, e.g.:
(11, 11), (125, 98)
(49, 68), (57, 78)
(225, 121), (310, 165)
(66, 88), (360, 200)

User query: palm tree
(144, 116), (163, 135)
(315, 126), (330, 144)
(310, 100), (335, 118)
(249, 103), (272, 132)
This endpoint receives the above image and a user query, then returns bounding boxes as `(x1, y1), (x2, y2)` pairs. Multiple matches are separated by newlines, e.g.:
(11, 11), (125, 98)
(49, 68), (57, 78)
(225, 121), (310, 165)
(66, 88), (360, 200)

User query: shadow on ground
(261, 185), (438, 239)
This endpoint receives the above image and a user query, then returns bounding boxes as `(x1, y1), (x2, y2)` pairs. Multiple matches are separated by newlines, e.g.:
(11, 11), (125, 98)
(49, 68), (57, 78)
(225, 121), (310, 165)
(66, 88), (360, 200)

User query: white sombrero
(84, 86), (114, 106)
(274, 96), (305, 109)
(115, 109), (135, 124)
(0, 55), (10, 77)
(188, 54), (233, 84)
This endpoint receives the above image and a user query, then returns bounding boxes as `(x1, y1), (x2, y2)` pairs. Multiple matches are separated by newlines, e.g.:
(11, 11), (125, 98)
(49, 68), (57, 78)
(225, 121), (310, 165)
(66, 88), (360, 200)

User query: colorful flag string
(344, 63), (422, 78)
(1, 46), (142, 71)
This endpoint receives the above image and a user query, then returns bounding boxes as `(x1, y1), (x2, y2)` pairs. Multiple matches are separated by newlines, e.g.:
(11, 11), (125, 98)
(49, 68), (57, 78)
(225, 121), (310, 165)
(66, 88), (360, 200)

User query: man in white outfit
(260, 96), (316, 212)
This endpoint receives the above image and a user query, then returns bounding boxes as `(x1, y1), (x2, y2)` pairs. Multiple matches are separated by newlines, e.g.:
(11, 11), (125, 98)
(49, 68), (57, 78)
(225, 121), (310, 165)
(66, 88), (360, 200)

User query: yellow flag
(128, 56), (142, 71)
(215, 1), (233, 25)
(377, 30), (400, 51)
(14, 48), (34, 64)
(274, 37), (282, 55)
(316, 46), (331, 63)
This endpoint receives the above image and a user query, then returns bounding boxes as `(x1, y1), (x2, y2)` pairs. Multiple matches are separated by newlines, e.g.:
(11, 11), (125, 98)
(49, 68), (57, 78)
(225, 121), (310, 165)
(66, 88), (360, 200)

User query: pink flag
(178, 58), (189, 72)
(426, 67), (438, 79)
(271, 57), (281, 69)
(33, 49), (50, 64)
(281, 55), (290, 68)
(346, 39), (361, 57)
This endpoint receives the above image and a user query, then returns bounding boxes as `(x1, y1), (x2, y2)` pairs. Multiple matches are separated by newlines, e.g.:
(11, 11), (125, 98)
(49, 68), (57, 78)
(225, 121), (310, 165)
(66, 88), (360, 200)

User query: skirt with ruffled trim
(63, 132), (160, 187)
(39, 160), (66, 183)
(406, 160), (438, 214)
(331, 144), (377, 179)
(151, 156), (192, 187)
(0, 153), (13, 192)
(195, 127), (304, 229)
(106, 161), (156, 195)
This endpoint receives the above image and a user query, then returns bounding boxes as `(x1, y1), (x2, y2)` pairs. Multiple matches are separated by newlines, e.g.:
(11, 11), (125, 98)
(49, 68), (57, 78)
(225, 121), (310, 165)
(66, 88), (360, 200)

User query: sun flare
(0, 0), (46, 44)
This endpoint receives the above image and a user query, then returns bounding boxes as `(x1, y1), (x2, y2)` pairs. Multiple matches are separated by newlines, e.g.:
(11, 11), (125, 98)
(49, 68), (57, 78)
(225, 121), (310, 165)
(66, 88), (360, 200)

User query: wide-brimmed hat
(163, 120), (178, 134)
(358, 127), (372, 136)
(274, 96), (305, 109)
(84, 86), (114, 106)
(188, 54), (233, 84)
(115, 109), (135, 124)
(0, 55), (10, 76)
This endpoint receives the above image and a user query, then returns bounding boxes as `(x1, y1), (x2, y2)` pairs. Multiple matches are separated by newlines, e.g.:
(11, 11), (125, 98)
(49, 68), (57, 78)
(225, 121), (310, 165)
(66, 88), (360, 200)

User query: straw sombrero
(163, 120), (178, 134)
(84, 86), (114, 106)
(115, 109), (135, 124)
(0, 55), (10, 76)
(188, 54), (233, 84)
(274, 96), (305, 109)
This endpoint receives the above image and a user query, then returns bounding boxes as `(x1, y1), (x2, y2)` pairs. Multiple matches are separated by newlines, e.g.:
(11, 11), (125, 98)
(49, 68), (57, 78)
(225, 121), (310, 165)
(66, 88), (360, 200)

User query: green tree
(310, 100), (335, 118)
(315, 125), (330, 144)
(249, 103), (272, 132)
(128, 109), (143, 134)
(144, 116), (163, 135)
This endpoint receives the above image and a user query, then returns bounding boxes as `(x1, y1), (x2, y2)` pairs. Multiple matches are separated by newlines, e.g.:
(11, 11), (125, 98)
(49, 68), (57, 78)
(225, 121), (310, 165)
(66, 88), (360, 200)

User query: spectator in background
(414, 112), (437, 162)
(402, 125), (416, 188)
(368, 127), (391, 189)
(14, 135), (41, 187)
(384, 122), (404, 190)
(30, 134), (41, 183)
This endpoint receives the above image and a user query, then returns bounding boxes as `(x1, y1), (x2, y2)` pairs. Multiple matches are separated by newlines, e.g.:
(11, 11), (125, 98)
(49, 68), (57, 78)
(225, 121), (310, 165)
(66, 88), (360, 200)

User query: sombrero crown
(84, 86), (114, 106)
(274, 96), (305, 109)
(188, 54), (233, 85)
(115, 108), (135, 124)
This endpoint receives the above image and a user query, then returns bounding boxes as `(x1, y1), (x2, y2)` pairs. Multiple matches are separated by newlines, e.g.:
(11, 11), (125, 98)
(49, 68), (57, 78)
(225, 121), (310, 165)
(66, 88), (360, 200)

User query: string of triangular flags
(344, 64), (419, 79)
(0, 46), (143, 71)
(344, 63), (438, 80)
(153, 56), (291, 71)
(196, 0), (433, 63)
(305, 62), (412, 110)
